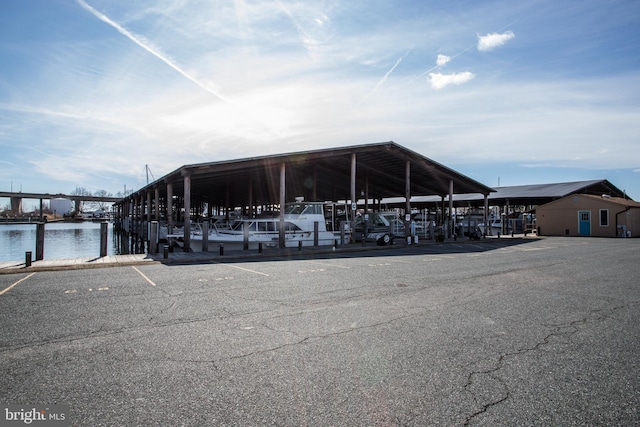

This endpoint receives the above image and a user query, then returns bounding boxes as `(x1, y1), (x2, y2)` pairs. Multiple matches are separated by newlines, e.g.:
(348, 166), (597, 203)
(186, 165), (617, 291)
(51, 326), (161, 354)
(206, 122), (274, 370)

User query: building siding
(536, 194), (640, 237)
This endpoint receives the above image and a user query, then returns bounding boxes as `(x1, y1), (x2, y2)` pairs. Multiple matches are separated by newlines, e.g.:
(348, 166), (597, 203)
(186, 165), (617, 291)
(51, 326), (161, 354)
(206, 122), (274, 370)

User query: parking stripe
(217, 263), (270, 276)
(131, 266), (157, 286)
(389, 259), (412, 264)
(0, 272), (36, 296)
(303, 260), (350, 269)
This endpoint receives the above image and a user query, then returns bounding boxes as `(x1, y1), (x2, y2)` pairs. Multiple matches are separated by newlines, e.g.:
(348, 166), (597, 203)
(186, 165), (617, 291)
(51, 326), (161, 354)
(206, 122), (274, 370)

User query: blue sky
(1, 0), (639, 206)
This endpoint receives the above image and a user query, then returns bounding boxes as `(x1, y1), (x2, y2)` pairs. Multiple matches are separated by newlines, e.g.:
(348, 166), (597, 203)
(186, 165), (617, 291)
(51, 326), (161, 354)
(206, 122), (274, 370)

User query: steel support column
(350, 152), (356, 243)
(146, 191), (152, 223)
(279, 162), (286, 248)
(484, 194), (489, 237)
(154, 187), (160, 221)
(364, 174), (369, 213)
(166, 182), (173, 231)
(406, 160), (412, 243)
(312, 167), (318, 201)
(449, 179), (454, 238)
(248, 175), (254, 218)
(182, 171), (191, 252)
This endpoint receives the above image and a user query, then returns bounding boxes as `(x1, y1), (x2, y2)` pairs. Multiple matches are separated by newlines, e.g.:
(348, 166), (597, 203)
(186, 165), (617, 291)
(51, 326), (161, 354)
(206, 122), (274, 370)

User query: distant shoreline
(0, 218), (73, 225)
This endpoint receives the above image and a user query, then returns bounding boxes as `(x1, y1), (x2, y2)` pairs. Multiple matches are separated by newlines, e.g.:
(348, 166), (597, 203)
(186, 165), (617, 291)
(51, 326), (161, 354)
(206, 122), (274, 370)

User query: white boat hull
(187, 201), (342, 252)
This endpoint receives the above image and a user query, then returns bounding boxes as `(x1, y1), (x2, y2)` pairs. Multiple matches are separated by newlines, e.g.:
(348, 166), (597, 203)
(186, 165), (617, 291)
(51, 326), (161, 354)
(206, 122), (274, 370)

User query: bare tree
(70, 187), (92, 197)
(69, 187), (93, 214)
(93, 189), (113, 211)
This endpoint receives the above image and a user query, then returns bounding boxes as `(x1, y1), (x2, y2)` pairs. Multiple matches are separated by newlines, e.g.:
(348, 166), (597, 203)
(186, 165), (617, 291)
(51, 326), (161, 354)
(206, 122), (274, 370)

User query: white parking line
(64, 287), (109, 294)
(303, 260), (350, 269)
(516, 245), (556, 251)
(0, 272), (36, 296)
(131, 266), (158, 286)
(214, 262), (270, 276)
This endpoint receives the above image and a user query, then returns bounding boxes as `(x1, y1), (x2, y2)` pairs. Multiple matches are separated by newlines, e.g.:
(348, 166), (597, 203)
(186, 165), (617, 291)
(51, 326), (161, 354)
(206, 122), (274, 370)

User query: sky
(1, 0), (639, 208)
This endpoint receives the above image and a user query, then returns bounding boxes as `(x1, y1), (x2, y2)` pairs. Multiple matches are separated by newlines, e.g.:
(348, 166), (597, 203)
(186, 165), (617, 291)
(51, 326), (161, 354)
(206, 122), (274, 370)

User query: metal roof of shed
(134, 142), (494, 206)
(487, 179), (627, 200)
(385, 179), (631, 207)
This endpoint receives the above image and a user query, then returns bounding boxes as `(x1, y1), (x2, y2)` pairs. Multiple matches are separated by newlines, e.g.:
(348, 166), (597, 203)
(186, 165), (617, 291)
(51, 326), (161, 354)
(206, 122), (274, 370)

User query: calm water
(0, 222), (131, 262)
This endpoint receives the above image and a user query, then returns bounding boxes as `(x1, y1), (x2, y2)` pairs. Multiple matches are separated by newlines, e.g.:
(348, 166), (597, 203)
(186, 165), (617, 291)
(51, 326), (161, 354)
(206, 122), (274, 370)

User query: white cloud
(477, 31), (515, 51)
(428, 72), (475, 89)
(4, 2), (640, 198)
(436, 54), (451, 66)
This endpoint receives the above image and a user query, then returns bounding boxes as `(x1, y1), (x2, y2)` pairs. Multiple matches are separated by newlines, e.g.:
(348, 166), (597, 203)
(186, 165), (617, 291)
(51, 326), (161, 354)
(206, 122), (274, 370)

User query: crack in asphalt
(0, 314), (227, 353)
(462, 304), (628, 426)
(228, 311), (416, 361)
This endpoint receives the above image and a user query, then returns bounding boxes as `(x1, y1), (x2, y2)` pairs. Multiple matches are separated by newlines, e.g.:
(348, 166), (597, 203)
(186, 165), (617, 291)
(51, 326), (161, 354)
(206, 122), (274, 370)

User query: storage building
(536, 194), (640, 237)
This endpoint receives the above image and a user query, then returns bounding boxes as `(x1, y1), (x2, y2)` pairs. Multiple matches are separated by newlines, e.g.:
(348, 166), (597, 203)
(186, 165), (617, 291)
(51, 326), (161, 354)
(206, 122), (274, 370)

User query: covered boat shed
(115, 141), (494, 250)
(390, 179), (631, 209)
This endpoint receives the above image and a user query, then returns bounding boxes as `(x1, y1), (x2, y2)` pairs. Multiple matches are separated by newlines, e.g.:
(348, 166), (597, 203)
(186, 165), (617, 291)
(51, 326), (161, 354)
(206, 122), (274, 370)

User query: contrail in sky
(419, 46), (474, 77)
(417, 20), (517, 79)
(358, 51), (409, 106)
(76, 0), (286, 138)
(76, 0), (229, 103)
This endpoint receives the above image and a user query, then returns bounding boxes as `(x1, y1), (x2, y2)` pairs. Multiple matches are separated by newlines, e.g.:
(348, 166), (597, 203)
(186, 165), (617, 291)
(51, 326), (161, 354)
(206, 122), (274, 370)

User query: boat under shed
(379, 179), (633, 236)
(114, 141), (494, 250)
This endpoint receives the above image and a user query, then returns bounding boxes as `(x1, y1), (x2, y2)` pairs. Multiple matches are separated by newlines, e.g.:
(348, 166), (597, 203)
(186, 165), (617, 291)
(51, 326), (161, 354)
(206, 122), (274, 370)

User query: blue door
(578, 211), (591, 236)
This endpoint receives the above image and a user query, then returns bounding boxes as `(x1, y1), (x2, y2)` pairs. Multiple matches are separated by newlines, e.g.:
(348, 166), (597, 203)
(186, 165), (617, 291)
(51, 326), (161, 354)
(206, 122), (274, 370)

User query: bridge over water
(0, 191), (120, 216)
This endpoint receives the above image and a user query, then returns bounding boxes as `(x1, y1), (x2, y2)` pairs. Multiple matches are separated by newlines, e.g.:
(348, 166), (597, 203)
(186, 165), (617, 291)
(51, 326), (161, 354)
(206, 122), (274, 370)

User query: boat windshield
(232, 221), (277, 232)
(284, 203), (322, 215)
(231, 220), (303, 232)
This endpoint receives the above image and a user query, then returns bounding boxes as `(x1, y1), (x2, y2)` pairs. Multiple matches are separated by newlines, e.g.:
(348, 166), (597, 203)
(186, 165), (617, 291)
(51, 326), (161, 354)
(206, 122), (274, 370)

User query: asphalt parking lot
(1, 237), (639, 426)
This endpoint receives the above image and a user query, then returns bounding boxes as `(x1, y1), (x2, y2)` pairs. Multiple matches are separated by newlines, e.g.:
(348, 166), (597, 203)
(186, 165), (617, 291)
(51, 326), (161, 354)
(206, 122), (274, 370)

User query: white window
(599, 209), (609, 227)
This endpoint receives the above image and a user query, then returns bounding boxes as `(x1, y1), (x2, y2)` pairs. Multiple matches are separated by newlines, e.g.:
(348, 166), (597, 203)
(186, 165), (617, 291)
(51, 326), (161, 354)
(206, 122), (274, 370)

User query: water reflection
(113, 229), (146, 255)
(0, 222), (147, 262)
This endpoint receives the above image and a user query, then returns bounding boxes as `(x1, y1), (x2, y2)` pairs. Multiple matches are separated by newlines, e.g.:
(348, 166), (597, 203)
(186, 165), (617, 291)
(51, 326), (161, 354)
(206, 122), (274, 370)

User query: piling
(314, 221), (319, 246)
(100, 222), (108, 257)
(35, 222), (45, 261)
(148, 221), (158, 255)
(202, 222), (209, 252)
(362, 218), (367, 246)
(25, 251), (32, 267)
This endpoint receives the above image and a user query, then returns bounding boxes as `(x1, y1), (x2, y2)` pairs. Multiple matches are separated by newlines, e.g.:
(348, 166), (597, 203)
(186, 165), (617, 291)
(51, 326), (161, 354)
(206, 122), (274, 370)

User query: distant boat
(478, 218), (503, 235)
(189, 201), (339, 251)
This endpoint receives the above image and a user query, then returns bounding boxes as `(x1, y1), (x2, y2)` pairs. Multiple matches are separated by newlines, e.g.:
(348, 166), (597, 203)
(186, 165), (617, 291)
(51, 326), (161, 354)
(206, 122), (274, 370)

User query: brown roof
(126, 142), (494, 206)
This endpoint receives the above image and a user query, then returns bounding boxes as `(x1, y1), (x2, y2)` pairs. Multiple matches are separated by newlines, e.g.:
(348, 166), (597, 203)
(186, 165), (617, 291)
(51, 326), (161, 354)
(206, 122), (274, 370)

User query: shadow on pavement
(155, 237), (542, 266)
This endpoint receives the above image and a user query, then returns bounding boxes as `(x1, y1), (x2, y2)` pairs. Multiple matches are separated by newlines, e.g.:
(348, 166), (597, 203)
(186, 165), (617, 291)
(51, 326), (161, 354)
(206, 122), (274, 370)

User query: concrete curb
(0, 235), (538, 274)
